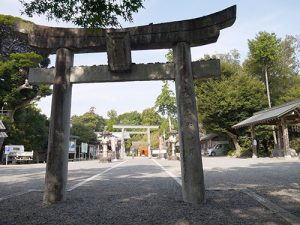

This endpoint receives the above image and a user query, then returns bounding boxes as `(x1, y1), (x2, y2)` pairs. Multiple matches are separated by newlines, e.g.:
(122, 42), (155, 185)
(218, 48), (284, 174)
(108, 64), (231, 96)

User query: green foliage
(247, 31), (280, 69)
(141, 108), (161, 125)
(154, 81), (177, 118)
(70, 107), (105, 144)
(3, 106), (48, 151)
(0, 14), (31, 26)
(0, 52), (51, 118)
(70, 123), (97, 144)
(196, 72), (267, 134)
(244, 33), (300, 106)
(118, 111), (141, 125)
(277, 76), (300, 104)
(106, 109), (118, 131)
(165, 49), (173, 63)
(20, 0), (144, 28)
(218, 49), (242, 77)
(290, 139), (300, 154)
(72, 107), (105, 131)
(237, 136), (252, 157)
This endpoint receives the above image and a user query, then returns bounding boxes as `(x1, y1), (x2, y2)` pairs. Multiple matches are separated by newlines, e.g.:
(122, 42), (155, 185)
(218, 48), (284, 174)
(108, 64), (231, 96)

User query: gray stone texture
(174, 42), (205, 204)
(43, 48), (74, 205)
(28, 59), (220, 84)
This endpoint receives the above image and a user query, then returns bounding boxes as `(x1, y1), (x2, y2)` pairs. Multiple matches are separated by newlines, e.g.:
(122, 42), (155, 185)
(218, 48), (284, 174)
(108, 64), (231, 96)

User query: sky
(1, 0), (300, 118)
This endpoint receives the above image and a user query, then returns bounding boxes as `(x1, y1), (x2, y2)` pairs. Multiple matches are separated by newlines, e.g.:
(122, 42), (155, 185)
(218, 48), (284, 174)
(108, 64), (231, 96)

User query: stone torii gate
(113, 124), (159, 158)
(11, 5), (236, 205)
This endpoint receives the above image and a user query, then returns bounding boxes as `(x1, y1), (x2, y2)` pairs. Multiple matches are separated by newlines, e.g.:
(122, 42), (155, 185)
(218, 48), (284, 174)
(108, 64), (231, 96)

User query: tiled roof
(0, 120), (6, 130)
(0, 132), (8, 138)
(233, 99), (300, 129)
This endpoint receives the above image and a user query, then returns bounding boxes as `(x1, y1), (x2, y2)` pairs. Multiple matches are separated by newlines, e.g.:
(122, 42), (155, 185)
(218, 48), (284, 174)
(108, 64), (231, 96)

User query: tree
(277, 76), (300, 104)
(245, 31), (280, 108)
(244, 32), (300, 107)
(20, 0), (144, 28)
(0, 52), (51, 121)
(154, 81), (177, 131)
(165, 49), (173, 62)
(72, 107), (105, 131)
(118, 111), (141, 125)
(217, 49), (242, 77)
(3, 106), (48, 151)
(196, 72), (267, 156)
(70, 122), (97, 144)
(106, 109), (118, 131)
(141, 108), (161, 125)
(70, 107), (105, 144)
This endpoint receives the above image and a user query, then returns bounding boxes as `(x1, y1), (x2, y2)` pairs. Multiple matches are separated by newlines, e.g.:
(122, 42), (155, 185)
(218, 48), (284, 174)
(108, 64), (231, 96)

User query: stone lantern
(168, 130), (178, 160)
(99, 129), (111, 163)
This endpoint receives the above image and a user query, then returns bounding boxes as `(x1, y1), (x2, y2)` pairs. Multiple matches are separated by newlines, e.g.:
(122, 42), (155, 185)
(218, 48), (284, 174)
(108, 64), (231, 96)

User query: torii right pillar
(174, 42), (205, 204)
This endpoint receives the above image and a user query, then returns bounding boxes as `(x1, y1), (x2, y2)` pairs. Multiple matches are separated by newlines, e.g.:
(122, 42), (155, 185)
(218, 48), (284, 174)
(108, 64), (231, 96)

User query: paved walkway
(0, 157), (299, 224)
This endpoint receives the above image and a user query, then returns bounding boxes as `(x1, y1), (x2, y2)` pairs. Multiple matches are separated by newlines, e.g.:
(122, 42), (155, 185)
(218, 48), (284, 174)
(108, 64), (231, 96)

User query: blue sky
(1, 0), (300, 118)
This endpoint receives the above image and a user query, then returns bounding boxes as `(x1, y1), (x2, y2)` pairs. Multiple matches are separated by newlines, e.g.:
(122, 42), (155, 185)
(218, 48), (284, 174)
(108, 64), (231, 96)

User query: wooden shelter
(233, 99), (300, 158)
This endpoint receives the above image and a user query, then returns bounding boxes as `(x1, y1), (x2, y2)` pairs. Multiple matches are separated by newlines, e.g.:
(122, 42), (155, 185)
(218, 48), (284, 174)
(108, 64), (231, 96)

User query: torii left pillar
(43, 48), (74, 205)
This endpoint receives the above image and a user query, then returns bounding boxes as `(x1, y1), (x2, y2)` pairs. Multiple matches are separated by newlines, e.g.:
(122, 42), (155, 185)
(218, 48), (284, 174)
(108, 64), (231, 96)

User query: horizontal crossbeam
(113, 125), (159, 129)
(28, 59), (220, 84)
(13, 6), (236, 54)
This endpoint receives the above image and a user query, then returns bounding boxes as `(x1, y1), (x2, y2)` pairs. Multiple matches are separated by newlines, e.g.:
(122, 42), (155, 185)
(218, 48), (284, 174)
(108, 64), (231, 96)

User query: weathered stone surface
(10, 5), (236, 54)
(43, 48), (73, 205)
(174, 42), (205, 204)
(0, 22), (40, 60)
(106, 30), (132, 72)
(29, 59), (220, 84)
(9, 5), (237, 207)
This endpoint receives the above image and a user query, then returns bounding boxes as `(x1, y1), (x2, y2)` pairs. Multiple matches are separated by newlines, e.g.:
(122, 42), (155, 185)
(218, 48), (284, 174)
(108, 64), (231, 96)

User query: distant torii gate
(10, 5), (236, 205)
(113, 124), (159, 158)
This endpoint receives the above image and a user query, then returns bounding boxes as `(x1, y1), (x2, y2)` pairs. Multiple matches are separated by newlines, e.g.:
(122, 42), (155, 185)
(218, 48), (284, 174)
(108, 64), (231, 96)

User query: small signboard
(81, 143), (88, 153)
(4, 146), (11, 154)
(69, 141), (76, 152)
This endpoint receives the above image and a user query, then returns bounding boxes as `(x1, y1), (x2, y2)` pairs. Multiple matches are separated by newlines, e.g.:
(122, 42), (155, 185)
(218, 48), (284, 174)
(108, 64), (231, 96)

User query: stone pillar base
(99, 157), (111, 163)
(284, 155), (292, 160)
(252, 154), (258, 159)
(169, 155), (178, 160)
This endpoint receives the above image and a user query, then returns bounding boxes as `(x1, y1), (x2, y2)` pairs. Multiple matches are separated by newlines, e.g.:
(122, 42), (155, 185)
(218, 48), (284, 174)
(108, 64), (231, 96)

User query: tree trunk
(264, 67), (278, 145)
(168, 116), (172, 131)
(225, 130), (241, 157)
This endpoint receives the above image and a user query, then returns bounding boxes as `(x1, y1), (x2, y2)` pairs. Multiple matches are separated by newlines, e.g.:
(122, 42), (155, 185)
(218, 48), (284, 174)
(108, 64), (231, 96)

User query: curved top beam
(13, 5), (236, 54)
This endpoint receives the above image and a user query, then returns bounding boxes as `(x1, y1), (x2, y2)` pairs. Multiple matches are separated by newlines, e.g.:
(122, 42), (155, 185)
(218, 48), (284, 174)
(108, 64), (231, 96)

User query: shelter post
(147, 128), (152, 158)
(174, 42), (205, 204)
(250, 126), (258, 158)
(281, 118), (291, 158)
(43, 48), (74, 205)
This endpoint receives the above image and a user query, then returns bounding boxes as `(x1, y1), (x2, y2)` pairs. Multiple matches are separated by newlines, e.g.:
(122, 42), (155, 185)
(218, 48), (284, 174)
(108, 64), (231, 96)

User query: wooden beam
(29, 59), (220, 84)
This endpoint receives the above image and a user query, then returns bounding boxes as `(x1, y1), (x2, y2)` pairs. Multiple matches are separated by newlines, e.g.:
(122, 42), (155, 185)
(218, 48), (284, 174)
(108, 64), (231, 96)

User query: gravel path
(0, 157), (296, 225)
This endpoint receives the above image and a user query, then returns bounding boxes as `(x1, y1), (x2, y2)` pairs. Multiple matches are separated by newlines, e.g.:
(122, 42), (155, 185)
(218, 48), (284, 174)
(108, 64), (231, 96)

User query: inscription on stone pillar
(106, 30), (132, 72)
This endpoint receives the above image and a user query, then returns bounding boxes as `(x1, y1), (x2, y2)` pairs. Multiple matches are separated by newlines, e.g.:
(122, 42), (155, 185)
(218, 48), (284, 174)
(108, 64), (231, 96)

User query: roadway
(0, 157), (299, 224)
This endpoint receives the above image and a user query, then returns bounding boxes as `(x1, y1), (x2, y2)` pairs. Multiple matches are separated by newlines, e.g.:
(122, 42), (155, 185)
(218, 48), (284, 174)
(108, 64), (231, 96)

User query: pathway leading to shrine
(0, 157), (299, 224)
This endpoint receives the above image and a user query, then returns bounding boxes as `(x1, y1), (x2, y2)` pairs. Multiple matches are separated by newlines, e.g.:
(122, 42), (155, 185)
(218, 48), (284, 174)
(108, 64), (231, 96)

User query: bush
(290, 139), (300, 154)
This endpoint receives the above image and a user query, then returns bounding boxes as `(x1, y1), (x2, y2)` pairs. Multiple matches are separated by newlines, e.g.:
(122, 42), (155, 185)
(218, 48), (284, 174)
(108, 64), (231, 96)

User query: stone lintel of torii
(12, 6), (236, 55)
(113, 124), (159, 159)
(8, 5), (236, 206)
(28, 60), (220, 84)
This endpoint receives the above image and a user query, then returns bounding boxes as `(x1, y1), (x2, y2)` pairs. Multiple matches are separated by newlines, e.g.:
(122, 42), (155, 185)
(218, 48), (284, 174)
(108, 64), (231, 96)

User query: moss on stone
(0, 14), (32, 27)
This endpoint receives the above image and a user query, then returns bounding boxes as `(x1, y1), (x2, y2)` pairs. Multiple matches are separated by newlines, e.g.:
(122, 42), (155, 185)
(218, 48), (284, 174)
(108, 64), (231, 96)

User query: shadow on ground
(0, 162), (291, 225)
